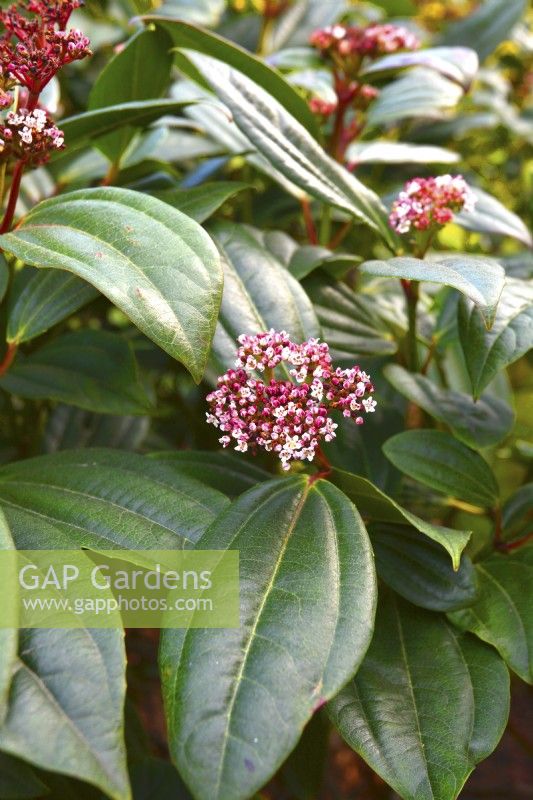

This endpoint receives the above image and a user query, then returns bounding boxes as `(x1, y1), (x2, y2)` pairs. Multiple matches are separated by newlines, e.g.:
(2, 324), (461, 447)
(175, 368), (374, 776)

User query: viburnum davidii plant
(0, 1), (531, 800)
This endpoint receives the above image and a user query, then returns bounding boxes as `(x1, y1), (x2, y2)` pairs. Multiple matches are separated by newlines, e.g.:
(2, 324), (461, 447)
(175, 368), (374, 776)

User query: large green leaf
(0, 255), (9, 304)
(371, 525), (478, 611)
(458, 279), (533, 399)
(0, 628), (130, 800)
(0, 188), (223, 383)
(360, 256), (505, 327)
(56, 100), (193, 158)
(457, 187), (532, 247)
(160, 477), (377, 800)
(439, 0), (527, 62)
(367, 69), (464, 127)
(89, 27), (173, 164)
(177, 51), (392, 244)
(0, 449), (228, 551)
(449, 547), (533, 683)
(384, 365), (515, 450)
(363, 46), (479, 89)
(0, 509), (17, 726)
(210, 222), (320, 370)
(330, 468), (471, 569)
(345, 140), (460, 166)
(305, 274), (401, 357)
(7, 269), (98, 345)
(141, 18), (320, 137)
(0, 330), (153, 416)
(149, 450), (270, 497)
(383, 430), (500, 507)
(151, 182), (249, 223)
(329, 591), (510, 800)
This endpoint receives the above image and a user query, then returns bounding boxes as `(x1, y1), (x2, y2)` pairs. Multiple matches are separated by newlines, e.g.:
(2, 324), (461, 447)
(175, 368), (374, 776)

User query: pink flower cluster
(0, 106), (63, 163)
(310, 23), (420, 60)
(0, 0), (91, 103)
(389, 175), (477, 234)
(206, 330), (376, 470)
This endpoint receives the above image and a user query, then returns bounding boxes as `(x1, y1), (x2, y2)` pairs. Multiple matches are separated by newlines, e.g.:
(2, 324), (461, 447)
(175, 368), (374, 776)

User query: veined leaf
(439, 0), (527, 62)
(345, 140), (460, 166)
(0, 254), (9, 304)
(383, 430), (500, 507)
(0, 449), (228, 551)
(0, 508), (18, 726)
(151, 182), (249, 223)
(329, 590), (510, 800)
(367, 69), (464, 127)
(360, 255), (505, 327)
(457, 186), (532, 247)
(149, 450), (270, 497)
(330, 468), (471, 569)
(363, 46), (479, 89)
(0, 188), (223, 383)
(384, 364), (515, 449)
(161, 477), (377, 800)
(449, 547), (533, 683)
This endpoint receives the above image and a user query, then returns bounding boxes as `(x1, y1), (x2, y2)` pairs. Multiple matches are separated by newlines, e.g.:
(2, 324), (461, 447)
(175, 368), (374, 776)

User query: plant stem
(0, 160), (25, 234)
(101, 160), (120, 186)
(401, 278), (419, 372)
(0, 342), (17, 376)
(300, 197), (318, 244)
(257, 15), (274, 56)
(328, 219), (353, 250)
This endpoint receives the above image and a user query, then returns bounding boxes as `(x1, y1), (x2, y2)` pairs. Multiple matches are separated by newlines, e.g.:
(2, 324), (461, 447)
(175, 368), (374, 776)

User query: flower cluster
(310, 23), (420, 61)
(389, 174), (477, 234)
(0, 0), (91, 102)
(0, 106), (63, 163)
(206, 330), (376, 470)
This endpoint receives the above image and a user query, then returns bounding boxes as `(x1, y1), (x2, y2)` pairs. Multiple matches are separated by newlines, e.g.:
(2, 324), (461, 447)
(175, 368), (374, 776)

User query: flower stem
(0, 160), (25, 234)
(0, 342), (17, 376)
(401, 278), (419, 372)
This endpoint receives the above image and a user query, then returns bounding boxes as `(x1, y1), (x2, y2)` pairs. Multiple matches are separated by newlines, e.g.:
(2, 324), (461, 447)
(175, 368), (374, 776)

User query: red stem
(1, 160), (26, 233)
(0, 342), (17, 377)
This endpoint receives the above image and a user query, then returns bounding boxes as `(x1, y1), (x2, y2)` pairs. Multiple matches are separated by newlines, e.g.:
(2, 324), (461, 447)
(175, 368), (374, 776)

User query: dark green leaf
(7, 270), (98, 345)
(367, 69), (464, 127)
(0, 331), (152, 415)
(371, 524), (478, 611)
(287, 245), (360, 281)
(329, 591), (510, 800)
(0, 255), (9, 304)
(210, 222), (320, 370)
(178, 51), (392, 243)
(161, 477), (376, 800)
(0, 449), (228, 550)
(384, 365), (515, 449)
(502, 483), (533, 538)
(0, 629), (130, 800)
(0, 509), (17, 726)
(148, 450), (270, 496)
(129, 758), (192, 800)
(330, 467), (471, 569)
(151, 182), (249, 223)
(360, 256), (505, 327)
(280, 711), (329, 800)
(456, 187), (532, 247)
(449, 547), (533, 683)
(0, 188), (223, 383)
(89, 28), (173, 164)
(458, 279), (533, 399)
(439, 0), (527, 62)
(0, 753), (49, 799)
(141, 18), (320, 137)
(383, 430), (499, 507)
(43, 405), (149, 454)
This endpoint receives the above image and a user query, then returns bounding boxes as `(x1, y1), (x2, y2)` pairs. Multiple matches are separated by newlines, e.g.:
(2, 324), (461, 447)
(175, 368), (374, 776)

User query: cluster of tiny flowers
(0, 0), (91, 98)
(389, 174), (477, 234)
(206, 330), (376, 471)
(0, 106), (63, 163)
(310, 23), (419, 60)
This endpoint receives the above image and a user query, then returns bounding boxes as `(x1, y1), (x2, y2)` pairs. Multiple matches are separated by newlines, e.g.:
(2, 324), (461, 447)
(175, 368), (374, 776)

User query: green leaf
(151, 182), (249, 223)
(0, 449), (228, 551)
(458, 279), (533, 399)
(280, 711), (329, 800)
(0, 753), (49, 799)
(0, 330), (153, 416)
(360, 256), (505, 327)
(177, 51), (392, 244)
(305, 274), (401, 357)
(383, 430), (500, 507)
(371, 524), (478, 611)
(362, 46), (479, 89)
(148, 450), (270, 497)
(0, 188), (223, 383)
(330, 467), (471, 569)
(141, 18), (320, 137)
(345, 140), (460, 165)
(439, 0), (527, 62)
(0, 628), (130, 800)
(287, 245), (360, 281)
(367, 69), (464, 127)
(210, 222), (320, 370)
(160, 476), (377, 800)
(456, 187), (532, 247)
(7, 269), (98, 345)
(384, 364), (515, 450)
(449, 547), (533, 683)
(502, 483), (533, 540)
(0, 509), (18, 727)
(129, 758), (192, 800)
(0, 255), (9, 304)
(89, 28), (173, 164)
(57, 100), (193, 158)
(328, 590), (510, 800)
